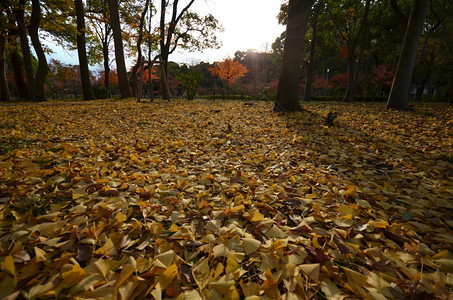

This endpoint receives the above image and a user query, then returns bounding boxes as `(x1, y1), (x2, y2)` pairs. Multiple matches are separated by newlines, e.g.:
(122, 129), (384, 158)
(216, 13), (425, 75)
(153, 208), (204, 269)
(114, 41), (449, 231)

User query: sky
(48, 0), (285, 67)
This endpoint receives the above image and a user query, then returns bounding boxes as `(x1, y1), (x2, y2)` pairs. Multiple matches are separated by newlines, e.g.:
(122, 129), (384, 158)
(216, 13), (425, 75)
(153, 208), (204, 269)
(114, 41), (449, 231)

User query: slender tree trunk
(102, 40), (110, 92)
(343, 47), (356, 102)
(387, 0), (429, 110)
(107, 0), (132, 98)
(75, 0), (95, 100)
(29, 0), (49, 102)
(303, 16), (317, 101)
(131, 0), (149, 98)
(0, 26), (10, 102)
(15, 0), (35, 100)
(274, 0), (314, 112)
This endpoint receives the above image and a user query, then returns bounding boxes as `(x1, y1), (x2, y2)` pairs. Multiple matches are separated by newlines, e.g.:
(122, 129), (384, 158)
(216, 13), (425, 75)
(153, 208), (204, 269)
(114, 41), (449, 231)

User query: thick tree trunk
(0, 28), (10, 102)
(9, 48), (29, 100)
(274, 0), (314, 112)
(387, 0), (429, 110)
(107, 0), (132, 98)
(303, 16), (317, 101)
(15, 0), (35, 100)
(29, 0), (49, 102)
(75, 0), (95, 100)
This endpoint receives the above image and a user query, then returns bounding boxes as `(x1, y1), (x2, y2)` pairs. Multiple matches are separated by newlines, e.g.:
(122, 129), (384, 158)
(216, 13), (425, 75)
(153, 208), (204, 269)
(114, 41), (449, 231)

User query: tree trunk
(303, 15), (317, 101)
(75, 0), (95, 100)
(274, 0), (314, 112)
(131, 0), (149, 98)
(9, 48), (29, 100)
(387, 0), (429, 110)
(107, 0), (132, 98)
(29, 0), (49, 102)
(0, 26), (10, 102)
(343, 48), (355, 102)
(102, 38), (110, 93)
(15, 0), (35, 100)
(6, 19), (29, 100)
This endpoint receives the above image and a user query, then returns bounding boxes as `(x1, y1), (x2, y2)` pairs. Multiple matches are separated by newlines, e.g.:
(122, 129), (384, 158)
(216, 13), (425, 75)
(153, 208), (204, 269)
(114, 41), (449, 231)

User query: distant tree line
(0, 0), (451, 108)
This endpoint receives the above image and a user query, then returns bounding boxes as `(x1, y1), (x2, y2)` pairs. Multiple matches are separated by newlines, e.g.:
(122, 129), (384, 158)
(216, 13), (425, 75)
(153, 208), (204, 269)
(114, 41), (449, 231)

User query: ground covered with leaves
(0, 99), (452, 299)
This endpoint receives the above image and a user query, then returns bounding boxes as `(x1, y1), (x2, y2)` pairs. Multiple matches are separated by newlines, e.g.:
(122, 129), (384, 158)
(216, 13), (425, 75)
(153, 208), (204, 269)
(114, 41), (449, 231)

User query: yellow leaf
(34, 246), (47, 262)
(0, 254), (16, 277)
(300, 264), (320, 282)
(169, 223), (179, 232)
(342, 266), (367, 294)
(116, 264), (136, 288)
(242, 238), (261, 255)
(154, 250), (176, 268)
(374, 221), (389, 229)
(251, 209), (264, 222)
(210, 274), (235, 295)
(312, 235), (324, 249)
(226, 253), (240, 274)
(265, 225), (285, 238)
(61, 264), (86, 288)
(114, 212), (127, 224)
(213, 244), (230, 258)
(240, 279), (261, 297)
(158, 264), (178, 290)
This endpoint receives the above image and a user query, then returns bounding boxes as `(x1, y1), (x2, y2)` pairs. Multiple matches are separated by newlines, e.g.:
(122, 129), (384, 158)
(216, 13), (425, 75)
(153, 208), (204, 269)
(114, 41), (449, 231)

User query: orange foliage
(209, 57), (248, 87)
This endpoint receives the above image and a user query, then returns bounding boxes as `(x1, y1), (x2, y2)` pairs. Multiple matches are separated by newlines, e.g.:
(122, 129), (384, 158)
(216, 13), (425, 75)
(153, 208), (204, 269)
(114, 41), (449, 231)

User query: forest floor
(0, 99), (452, 299)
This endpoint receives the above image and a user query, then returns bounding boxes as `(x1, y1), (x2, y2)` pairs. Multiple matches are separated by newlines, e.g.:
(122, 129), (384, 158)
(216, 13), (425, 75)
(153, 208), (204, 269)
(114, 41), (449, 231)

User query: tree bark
(15, 0), (35, 100)
(303, 15), (317, 101)
(107, 0), (132, 98)
(387, 0), (429, 110)
(342, 0), (370, 102)
(29, 0), (49, 102)
(9, 47), (29, 100)
(158, 0), (195, 100)
(75, 0), (95, 100)
(130, 0), (149, 98)
(274, 0), (314, 112)
(0, 22), (10, 102)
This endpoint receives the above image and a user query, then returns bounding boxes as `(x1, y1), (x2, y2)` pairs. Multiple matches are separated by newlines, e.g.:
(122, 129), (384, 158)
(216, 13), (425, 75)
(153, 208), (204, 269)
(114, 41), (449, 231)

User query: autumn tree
(107, 0), (132, 98)
(0, 9), (10, 102)
(387, 0), (429, 109)
(75, 0), (95, 100)
(86, 0), (113, 94)
(157, 0), (222, 100)
(209, 57), (248, 99)
(274, 0), (314, 112)
(130, 0), (150, 97)
(327, 0), (371, 102)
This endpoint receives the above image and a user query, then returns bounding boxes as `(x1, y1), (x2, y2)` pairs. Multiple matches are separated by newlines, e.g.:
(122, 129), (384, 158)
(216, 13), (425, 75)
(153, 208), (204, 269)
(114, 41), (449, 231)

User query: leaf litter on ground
(0, 99), (452, 299)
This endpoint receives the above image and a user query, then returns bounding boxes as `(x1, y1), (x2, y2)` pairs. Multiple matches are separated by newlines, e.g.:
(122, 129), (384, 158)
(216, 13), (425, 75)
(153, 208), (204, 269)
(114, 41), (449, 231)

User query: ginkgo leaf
(157, 264), (178, 290)
(251, 209), (264, 222)
(242, 238), (261, 255)
(300, 264), (320, 282)
(0, 100), (452, 299)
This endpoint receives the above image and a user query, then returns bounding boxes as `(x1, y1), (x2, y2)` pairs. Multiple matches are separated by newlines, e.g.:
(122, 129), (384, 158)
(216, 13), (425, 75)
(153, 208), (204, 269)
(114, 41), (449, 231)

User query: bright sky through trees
(48, 0), (285, 66)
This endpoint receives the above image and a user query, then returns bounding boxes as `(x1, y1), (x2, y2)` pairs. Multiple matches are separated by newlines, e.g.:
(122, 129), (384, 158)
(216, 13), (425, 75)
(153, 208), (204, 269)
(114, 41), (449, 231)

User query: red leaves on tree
(209, 57), (248, 88)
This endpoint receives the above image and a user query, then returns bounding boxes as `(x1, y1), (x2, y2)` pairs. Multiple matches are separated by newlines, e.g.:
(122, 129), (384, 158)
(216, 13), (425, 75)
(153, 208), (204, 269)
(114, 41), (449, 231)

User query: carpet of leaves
(0, 100), (452, 299)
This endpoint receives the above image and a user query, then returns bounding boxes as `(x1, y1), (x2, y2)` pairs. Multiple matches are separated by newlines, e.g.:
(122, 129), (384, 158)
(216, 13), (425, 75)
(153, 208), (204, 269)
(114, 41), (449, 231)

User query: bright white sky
(172, 0), (285, 63)
(48, 0), (285, 67)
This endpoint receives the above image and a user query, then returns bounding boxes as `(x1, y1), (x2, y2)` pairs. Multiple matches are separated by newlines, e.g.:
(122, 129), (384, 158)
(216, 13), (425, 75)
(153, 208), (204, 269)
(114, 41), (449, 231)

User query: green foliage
(175, 70), (203, 100)
(175, 12), (223, 52)
(93, 86), (110, 99)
